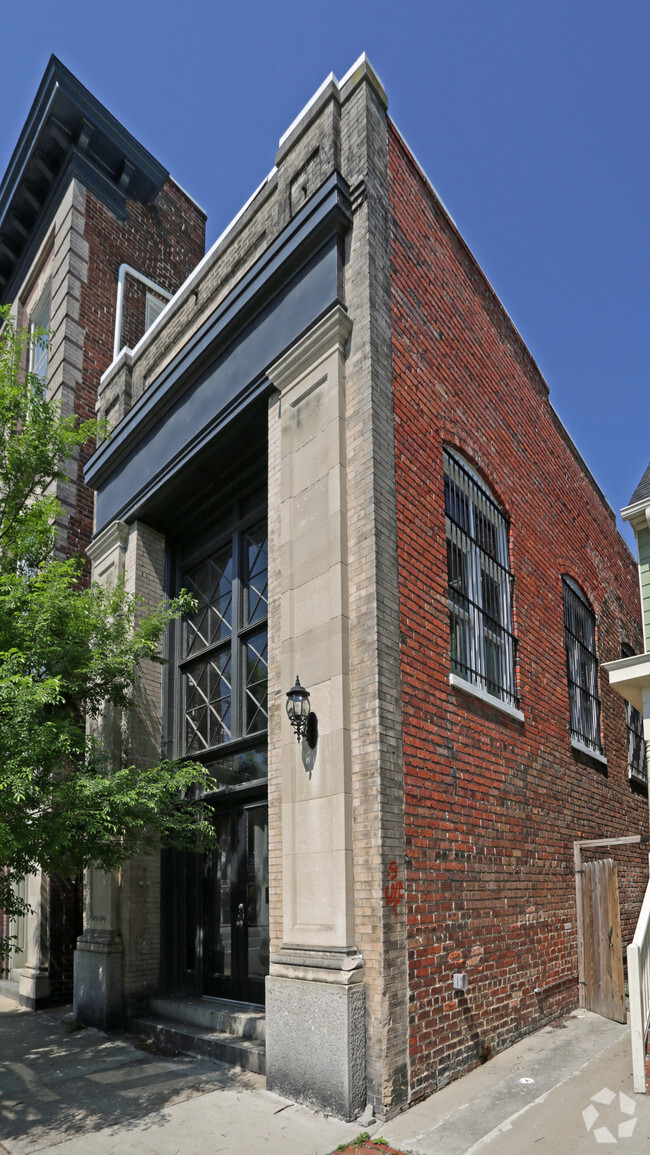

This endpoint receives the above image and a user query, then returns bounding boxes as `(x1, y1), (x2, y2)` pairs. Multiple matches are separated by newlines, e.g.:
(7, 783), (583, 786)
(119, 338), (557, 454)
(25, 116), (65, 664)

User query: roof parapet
(276, 52), (387, 163)
(100, 53), (384, 380)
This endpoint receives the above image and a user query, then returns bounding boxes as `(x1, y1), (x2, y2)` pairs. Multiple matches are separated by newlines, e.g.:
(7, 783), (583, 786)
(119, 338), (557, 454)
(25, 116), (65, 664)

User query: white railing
(628, 877), (650, 1093)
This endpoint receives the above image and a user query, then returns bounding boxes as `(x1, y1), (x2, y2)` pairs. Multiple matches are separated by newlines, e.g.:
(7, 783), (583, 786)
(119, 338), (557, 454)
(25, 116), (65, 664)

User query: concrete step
(0, 978), (20, 1004)
(129, 1013), (266, 1075)
(148, 996), (265, 1041)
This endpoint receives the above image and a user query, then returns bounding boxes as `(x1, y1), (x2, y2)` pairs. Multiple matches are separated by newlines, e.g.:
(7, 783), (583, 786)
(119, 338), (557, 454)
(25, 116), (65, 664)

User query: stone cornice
(85, 172), (352, 497)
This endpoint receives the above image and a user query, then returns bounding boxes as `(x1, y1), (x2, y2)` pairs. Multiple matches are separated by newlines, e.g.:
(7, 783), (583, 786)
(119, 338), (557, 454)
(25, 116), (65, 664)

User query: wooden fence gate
(580, 858), (626, 1023)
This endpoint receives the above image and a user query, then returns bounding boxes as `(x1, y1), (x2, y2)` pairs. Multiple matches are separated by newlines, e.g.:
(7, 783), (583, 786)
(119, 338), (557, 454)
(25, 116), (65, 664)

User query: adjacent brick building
(389, 121), (646, 1095)
(0, 56), (205, 1007)
(4, 54), (647, 1121)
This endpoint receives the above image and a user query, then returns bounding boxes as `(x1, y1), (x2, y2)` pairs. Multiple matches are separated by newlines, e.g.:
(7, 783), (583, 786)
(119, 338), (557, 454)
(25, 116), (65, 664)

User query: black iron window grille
(562, 577), (602, 753)
(444, 448), (518, 708)
(622, 644), (647, 785)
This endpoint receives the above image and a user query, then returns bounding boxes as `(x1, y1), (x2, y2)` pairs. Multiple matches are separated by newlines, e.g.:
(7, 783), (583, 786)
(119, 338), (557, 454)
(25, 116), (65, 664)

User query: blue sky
(1, 0), (647, 545)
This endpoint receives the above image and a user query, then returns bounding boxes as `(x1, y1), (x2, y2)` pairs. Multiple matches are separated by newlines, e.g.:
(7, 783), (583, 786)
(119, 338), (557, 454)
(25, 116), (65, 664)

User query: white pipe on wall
(113, 264), (172, 361)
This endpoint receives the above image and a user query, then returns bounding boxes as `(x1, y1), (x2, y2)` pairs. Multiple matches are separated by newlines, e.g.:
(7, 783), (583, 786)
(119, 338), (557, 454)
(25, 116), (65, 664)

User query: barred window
(562, 578), (602, 753)
(622, 644), (647, 785)
(444, 448), (518, 707)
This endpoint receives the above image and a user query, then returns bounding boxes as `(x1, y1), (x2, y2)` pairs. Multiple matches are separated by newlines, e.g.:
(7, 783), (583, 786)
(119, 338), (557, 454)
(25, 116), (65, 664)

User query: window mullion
(232, 528), (242, 743)
(444, 448), (518, 708)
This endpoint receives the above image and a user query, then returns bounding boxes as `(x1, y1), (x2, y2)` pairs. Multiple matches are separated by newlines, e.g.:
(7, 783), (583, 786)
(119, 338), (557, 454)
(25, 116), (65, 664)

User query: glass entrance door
(203, 802), (269, 1004)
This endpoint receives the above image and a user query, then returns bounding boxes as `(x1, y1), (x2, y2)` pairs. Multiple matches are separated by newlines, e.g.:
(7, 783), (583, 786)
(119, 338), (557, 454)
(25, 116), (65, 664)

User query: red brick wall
(72, 179), (206, 563)
(388, 121), (647, 1098)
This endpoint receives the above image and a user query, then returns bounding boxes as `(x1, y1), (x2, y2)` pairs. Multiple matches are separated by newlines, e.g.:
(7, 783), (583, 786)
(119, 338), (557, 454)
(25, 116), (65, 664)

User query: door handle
(236, 903), (245, 928)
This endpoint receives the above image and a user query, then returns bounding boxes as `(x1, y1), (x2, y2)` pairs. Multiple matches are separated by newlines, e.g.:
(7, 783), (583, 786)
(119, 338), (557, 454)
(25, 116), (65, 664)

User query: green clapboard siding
(638, 527), (650, 649)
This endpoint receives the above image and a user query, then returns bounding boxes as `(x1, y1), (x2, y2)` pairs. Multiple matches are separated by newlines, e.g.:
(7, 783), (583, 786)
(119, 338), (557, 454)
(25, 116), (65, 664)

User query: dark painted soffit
(0, 55), (168, 305)
(85, 171), (352, 493)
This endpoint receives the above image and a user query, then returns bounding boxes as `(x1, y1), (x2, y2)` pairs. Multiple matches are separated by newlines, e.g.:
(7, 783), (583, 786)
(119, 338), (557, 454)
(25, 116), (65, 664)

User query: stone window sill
(570, 737), (608, 766)
(449, 673), (525, 723)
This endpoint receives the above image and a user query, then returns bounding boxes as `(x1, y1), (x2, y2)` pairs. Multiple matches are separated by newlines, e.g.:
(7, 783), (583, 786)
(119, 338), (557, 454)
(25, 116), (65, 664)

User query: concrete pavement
(2, 995), (650, 1153)
(0, 996), (360, 1154)
(377, 1011), (650, 1154)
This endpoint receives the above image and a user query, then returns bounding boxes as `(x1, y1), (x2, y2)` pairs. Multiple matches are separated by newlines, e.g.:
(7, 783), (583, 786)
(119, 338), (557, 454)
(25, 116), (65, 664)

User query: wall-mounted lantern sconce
(286, 675), (318, 748)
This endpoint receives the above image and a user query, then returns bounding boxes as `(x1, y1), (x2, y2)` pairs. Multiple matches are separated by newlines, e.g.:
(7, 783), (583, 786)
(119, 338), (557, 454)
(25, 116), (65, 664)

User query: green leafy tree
(0, 307), (214, 960)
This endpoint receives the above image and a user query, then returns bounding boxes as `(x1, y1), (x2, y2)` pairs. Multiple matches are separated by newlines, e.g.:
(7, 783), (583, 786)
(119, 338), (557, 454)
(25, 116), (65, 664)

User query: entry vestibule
(162, 798), (268, 1005)
(162, 488), (269, 1006)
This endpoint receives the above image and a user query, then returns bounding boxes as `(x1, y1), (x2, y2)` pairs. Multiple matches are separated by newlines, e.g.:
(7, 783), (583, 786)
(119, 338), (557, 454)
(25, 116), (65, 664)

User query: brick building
(4, 55), (647, 1121)
(0, 56), (205, 1008)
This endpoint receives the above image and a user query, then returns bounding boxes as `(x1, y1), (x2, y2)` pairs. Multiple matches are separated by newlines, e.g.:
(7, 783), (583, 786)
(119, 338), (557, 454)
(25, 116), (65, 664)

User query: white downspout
(113, 264), (172, 361)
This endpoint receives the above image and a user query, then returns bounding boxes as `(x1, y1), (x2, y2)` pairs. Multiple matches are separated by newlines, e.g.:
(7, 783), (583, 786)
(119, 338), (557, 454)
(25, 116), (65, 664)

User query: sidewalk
(1, 995), (649, 1154)
(0, 996), (360, 1155)
(377, 1011), (650, 1154)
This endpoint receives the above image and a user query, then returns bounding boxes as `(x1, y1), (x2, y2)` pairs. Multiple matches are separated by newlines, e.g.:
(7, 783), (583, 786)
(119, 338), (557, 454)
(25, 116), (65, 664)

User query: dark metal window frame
(444, 447), (519, 709)
(622, 643), (647, 786)
(169, 495), (268, 780)
(562, 576), (602, 754)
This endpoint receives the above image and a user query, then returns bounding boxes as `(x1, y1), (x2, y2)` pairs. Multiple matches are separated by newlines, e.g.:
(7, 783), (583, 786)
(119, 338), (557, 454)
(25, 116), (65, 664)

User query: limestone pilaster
(265, 305), (365, 1118)
(73, 520), (129, 1030)
(18, 872), (49, 1009)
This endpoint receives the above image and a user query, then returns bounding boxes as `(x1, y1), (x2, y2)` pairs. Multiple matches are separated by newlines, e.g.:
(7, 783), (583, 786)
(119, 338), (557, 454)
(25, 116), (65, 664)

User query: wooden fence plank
(584, 861), (596, 1014)
(581, 858), (626, 1023)
(608, 862), (627, 1023)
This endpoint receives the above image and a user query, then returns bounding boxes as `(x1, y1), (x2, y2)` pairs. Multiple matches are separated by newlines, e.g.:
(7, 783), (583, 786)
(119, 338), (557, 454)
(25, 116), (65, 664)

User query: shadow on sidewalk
(0, 1004), (260, 1154)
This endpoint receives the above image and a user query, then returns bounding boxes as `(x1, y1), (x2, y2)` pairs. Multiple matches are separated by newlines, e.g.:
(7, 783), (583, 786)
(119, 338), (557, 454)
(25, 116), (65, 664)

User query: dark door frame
(203, 795), (268, 1005)
(161, 787), (268, 1005)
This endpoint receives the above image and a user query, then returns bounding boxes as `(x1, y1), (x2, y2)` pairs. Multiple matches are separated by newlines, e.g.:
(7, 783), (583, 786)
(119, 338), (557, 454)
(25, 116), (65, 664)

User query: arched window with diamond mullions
(444, 448), (518, 707)
(178, 515), (268, 783)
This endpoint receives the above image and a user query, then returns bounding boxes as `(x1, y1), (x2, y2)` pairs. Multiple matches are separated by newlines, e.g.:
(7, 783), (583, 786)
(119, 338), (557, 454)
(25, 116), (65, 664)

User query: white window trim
(29, 284), (50, 383)
(621, 643), (648, 786)
(145, 291), (167, 332)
